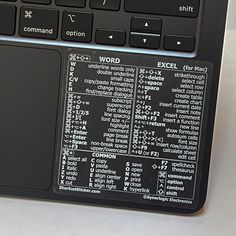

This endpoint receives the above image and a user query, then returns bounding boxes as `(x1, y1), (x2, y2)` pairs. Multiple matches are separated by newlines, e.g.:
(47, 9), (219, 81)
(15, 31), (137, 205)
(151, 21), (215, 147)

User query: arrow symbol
(158, 137), (164, 143)
(145, 22), (149, 27)
(143, 38), (147, 43)
(157, 189), (165, 195)
(108, 35), (113, 39)
(177, 41), (182, 46)
(156, 137), (164, 143)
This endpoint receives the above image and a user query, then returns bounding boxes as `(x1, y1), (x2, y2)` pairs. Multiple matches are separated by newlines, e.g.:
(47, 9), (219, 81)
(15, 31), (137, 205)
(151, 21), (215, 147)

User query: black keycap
(61, 11), (93, 43)
(90, 0), (120, 11)
(131, 17), (162, 34)
(0, 4), (16, 35)
(96, 29), (126, 46)
(164, 35), (195, 52)
(19, 7), (58, 39)
(130, 32), (160, 49)
(125, 0), (200, 18)
(22, 0), (51, 4)
(56, 0), (86, 8)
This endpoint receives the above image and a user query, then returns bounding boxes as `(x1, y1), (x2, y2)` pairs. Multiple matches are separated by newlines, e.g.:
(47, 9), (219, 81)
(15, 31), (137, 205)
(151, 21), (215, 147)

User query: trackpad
(0, 45), (61, 189)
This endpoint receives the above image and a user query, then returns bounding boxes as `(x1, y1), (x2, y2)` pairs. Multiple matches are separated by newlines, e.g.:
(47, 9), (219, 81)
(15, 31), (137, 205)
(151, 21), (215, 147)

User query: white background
(0, 1), (236, 235)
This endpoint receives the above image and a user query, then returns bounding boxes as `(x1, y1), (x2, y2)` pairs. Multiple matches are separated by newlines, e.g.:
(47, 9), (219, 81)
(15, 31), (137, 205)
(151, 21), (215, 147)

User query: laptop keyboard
(0, 0), (199, 53)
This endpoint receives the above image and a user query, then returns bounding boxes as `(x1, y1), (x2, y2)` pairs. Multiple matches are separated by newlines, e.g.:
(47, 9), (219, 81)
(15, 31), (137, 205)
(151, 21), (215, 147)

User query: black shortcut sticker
(54, 49), (213, 210)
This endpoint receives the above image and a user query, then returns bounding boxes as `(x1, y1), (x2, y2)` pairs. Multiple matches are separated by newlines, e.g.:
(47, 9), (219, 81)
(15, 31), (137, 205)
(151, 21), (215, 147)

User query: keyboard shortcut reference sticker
(54, 49), (212, 209)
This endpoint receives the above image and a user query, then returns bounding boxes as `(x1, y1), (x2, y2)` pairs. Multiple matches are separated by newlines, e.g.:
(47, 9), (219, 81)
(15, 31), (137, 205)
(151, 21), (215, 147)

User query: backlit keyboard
(0, 0), (198, 53)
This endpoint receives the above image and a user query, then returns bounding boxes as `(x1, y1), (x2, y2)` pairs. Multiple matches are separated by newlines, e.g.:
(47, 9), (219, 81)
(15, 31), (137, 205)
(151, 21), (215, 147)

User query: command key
(19, 7), (58, 39)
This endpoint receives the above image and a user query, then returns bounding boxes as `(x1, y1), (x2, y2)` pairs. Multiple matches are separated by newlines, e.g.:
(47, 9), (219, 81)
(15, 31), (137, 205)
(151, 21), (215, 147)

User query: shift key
(125, 0), (200, 18)
(19, 7), (58, 39)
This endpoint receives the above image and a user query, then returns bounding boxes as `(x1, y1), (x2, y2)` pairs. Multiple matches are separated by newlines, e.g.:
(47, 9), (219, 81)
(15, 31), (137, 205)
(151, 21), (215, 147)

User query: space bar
(124, 0), (200, 18)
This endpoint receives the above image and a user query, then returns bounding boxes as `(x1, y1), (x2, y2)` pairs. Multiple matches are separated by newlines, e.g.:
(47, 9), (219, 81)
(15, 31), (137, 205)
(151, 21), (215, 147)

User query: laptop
(0, 0), (228, 213)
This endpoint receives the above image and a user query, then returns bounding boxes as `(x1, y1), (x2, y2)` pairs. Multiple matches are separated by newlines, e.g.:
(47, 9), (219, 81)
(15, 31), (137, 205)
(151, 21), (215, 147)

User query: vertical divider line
(128, 66), (139, 155)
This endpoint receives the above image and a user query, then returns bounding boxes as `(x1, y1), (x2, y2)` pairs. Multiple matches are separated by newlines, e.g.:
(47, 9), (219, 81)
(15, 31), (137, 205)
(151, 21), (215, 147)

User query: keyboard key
(56, 0), (86, 8)
(125, 0), (200, 18)
(131, 17), (162, 34)
(90, 0), (120, 11)
(22, 0), (51, 4)
(130, 32), (160, 49)
(96, 29), (126, 46)
(19, 7), (58, 39)
(164, 35), (195, 52)
(61, 11), (93, 43)
(0, 4), (16, 35)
